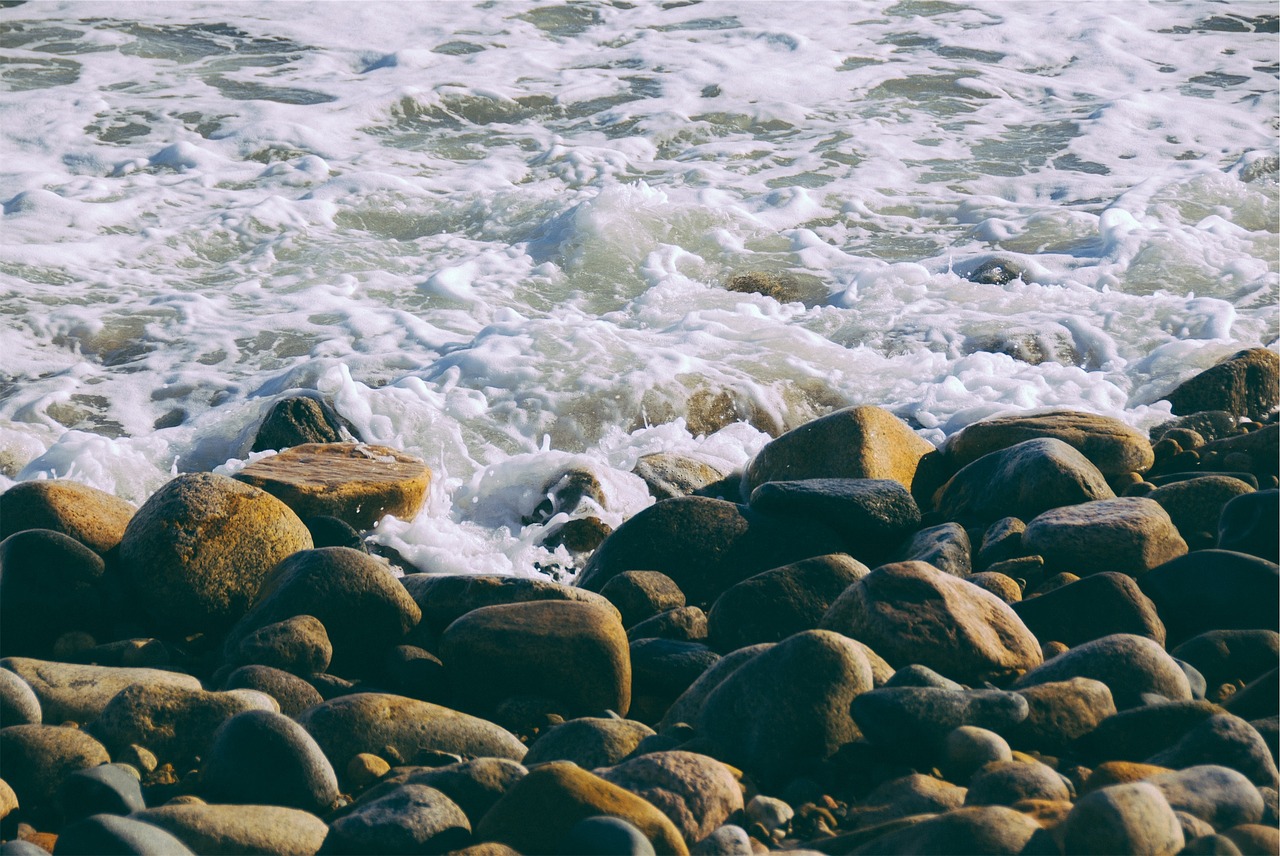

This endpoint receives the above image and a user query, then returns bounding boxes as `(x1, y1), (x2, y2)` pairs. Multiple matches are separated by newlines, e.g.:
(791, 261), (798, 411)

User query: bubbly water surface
(2, 1), (1276, 576)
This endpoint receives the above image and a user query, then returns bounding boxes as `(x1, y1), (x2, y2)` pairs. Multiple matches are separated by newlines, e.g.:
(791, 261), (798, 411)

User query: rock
(850, 805), (1043, 855)
(303, 514), (366, 551)
(1012, 572), (1166, 647)
(1165, 348), (1280, 421)
(599, 572), (687, 631)
(1022, 497), (1188, 579)
(630, 639), (720, 719)
(89, 683), (275, 768)
(598, 751), (744, 844)
(235, 442), (430, 530)
(935, 438), (1115, 526)
(403, 573), (619, 642)
(748, 478), (920, 565)
(118, 473), (313, 637)
(0, 658), (201, 725)
(1137, 551), (1280, 646)
(0, 669), (40, 726)
(56, 763), (145, 823)
(848, 774), (967, 830)
(228, 614), (332, 676)
(441, 600), (630, 721)
(541, 516), (612, 555)
(945, 410), (1155, 477)
(347, 753), (391, 789)
(1222, 823), (1280, 854)
(200, 709), (338, 813)
(745, 794), (793, 833)
(294, 693), (525, 783)
(695, 630), (873, 783)
(1147, 714), (1280, 788)
(944, 726), (1013, 781)
(742, 405), (935, 495)
(966, 572), (1022, 604)
(475, 761), (689, 856)
(0, 479), (136, 555)
(54, 814), (196, 856)
(1075, 701), (1224, 765)
(1083, 761), (1175, 793)
(965, 760), (1070, 806)
(381, 645), (448, 702)
(0, 778), (18, 821)
(1173, 631), (1280, 704)
(0, 529), (107, 658)
(633, 453), (728, 501)
(576, 496), (846, 607)
(1181, 832), (1245, 854)
(1062, 782), (1184, 856)
(1145, 765), (1264, 830)
(657, 644), (771, 732)
(706, 554), (868, 653)
(1198, 425), (1280, 483)
(1226, 669), (1278, 721)
(0, 724), (110, 814)
(1014, 633), (1192, 710)
(1151, 477), (1256, 550)
(326, 783), (471, 855)
(251, 395), (351, 453)
(132, 803), (329, 855)
(1010, 678), (1117, 754)
(894, 522), (972, 577)
(628, 607), (707, 643)
(562, 816), (658, 856)
(1217, 490), (1279, 563)
(523, 717), (655, 769)
(1152, 411), (1240, 444)
(375, 758), (527, 825)
(222, 665), (324, 717)
(820, 560), (1042, 684)
(224, 547), (420, 677)
(977, 517), (1027, 570)
(850, 687), (1029, 762)
(691, 825), (752, 855)
(882, 664), (964, 690)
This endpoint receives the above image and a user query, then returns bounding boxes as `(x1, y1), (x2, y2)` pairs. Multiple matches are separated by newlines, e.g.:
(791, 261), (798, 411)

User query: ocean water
(1, 1), (1276, 577)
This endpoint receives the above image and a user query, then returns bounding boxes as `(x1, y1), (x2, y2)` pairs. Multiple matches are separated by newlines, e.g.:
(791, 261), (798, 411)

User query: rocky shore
(0, 347), (1277, 855)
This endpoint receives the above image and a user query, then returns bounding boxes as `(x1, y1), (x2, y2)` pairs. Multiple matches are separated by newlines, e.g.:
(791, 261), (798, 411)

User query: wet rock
(200, 709), (338, 813)
(850, 687), (1029, 762)
(628, 606), (707, 642)
(0, 479), (135, 555)
(1147, 714), (1280, 788)
(1010, 678), (1117, 754)
(1165, 348), (1280, 422)
(1146, 765), (1264, 830)
(228, 614), (332, 676)
(944, 410), (1155, 477)
(541, 516), (612, 555)
(968, 257), (1025, 285)
(1151, 411), (1240, 444)
(894, 521), (972, 577)
(965, 760), (1070, 806)
(742, 405), (936, 495)
(0, 724), (110, 814)
(303, 514), (366, 551)
(1137, 550), (1280, 646)
(1062, 781), (1184, 856)
(224, 547), (420, 678)
(252, 395), (351, 453)
(633, 453), (729, 501)
(1022, 497), (1187, 578)
(56, 763), (145, 823)
(118, 472), (313, 637)
(820, 560), (1042, 684)
(657, 644), (771, 732)
(1014, 633), (1192, 710)
(706, 554), (867, 653)
(524, 717), (655, 769)
(441, 600), (630, 721)
(223, 665), (323, 716)
(1217, 490), (1279, 563)
(235, 442), (431, 530)
(850, 805), (1042, 855)
(0, 657), (200, 725)
(0, 529), (107, 658)
(54, 814), (195, 856)
(131, 803), (329, 855)
(1150, 476), (1255, 551)
(1198, 425), (1279, 483)
(0, 669), (40, 726)
(1075, 701), (1224, 765)
(562, 816), (657, 856)
(748, 478), (920, 565)
(326, 783), (471, 855)
(847, 774), (967, 830)
(943, 726), (1012, 781)
(1013, 572), (1166, 647)
(696, 630), (873, 783)
(576, 497), (846, 606)
(598, 751), (744, 844)
(599, 571), (687, 631)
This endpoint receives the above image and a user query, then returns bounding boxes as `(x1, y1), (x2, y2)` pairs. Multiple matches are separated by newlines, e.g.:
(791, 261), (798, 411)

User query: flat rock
(1217, 489), (1279, 563)
(294, 693), (526, 785)
(375, 758), (527, 826)
(894, 521), (972, 577)
(850, 805), (1043, 855)
(201, 709), (338, 814)
(1014, 633), (1192, 710)
(132, 803), (329, 855)
(441, 600), (630, 721)
(820, 560), (1042, 684)
(576, 496), (846, 606)
(1147, 765), (1265, 830)
(523, 717), (655, 769)
(633, 453), (729, 501)
(598, 751), (743, 845)
(748, 478), (920, 565)
(0, 529), (107, 658)
(228, 614), (332, 675)
(0, 658), (200, 725)
(224, 547), (420, 678)
(696, 630), (873, 784)
(326, 783), (472, 855)
(850, 687), (1029, 762)
(1063, 782), (1185, 856)
(706, 554), (868, 653)
(1022, 497), (1187, 578)
(0, 479), (135, 554)
(1138, 550), (1280, 647)
(934, 437), (1114, 526)
(222, 665), (324, 717)
(1173, 630), (1280, 704)
(599, 571), (686, 631)
(54, 814), (195, 856)
(1147, 714), (1280, 788)
(944, 410), (1155, 477)
(402, 574), (618, 641)
(1151, 476), (1256, 550)
(118, 472), (312, 637)
(1013, 572), (1166, 647)
(742, 405), (935, 495)
(234, 442), (430, 530)
(0, 724), (110, 814)
(1164, 348), (1280, 421)
(0, 668), (40, 727)
(251, 395), (351, 453)
(475, 761), (689, 856)
(1010, 678), (1117, 754)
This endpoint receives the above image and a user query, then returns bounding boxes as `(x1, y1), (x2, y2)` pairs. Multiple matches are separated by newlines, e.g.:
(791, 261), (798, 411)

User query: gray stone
(524, 717), (655, 769)
(894, 522), (972, 577)
(882, 664), (964, 691)
(1014, 633), (1192, 710)
(56, 764), (145, 823)
(598, 751), (743, 844)
(1173, 630), (1280, 703)
(1226, 668), (1278, 721)
(599, 571), (686, 631)
(977, 517), (1027, 570)
(201, 709), (338, 813)
(1147, 714), (1280, 788)
(1013, 572), (1166, 647)
(748, 478), (920, 565)
(376, 758), (527, 826)
(848, 774), (967, 830)
(132, 803), (329, 855)
(562, 815), (657, 856)
(1151, 476), (1256, 551)
(402, 573), (619, 642)
(222, 665), (324, 717)
(1217, 489), (1279, 563)
(964, 760), (1070, 806)
(658, 644), (772, 732)
(1074, 700), (1225, 765)
(0, 724), (109, 816)
(627, 606), (707, 643)
(1146, 765), (1265, 830)
(630, 638), (720, 707)
(1164, 348), (1279, 422)
(943, 726), (1012, 782)
(54, 814), (196, 856)
(633, 453), (728, 502)
(326, 783), (471, 855)
(1023, 497), (1188, 577)
(0, 668), (40, 726)
(691, 825), (752, 855)
(1062, 782), (1184, 856)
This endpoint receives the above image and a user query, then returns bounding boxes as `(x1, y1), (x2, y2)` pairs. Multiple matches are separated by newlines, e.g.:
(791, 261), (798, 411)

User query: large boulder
(132, 803), (330, 856)
(1014, 633), (1192, 710)
(0, 657), (200, 725)
(224, 547), (420, 678)
(741, 405), (935, 495)
(943, 410), (1155, 477)
(1013, 572), (1166, 647)
(0, 479), (135, 554)
(118, 473), (313, 637)
(747, 478), (920, 565)
(820, 560), (1042, 684)
(440, 600), (630, 721)
(1138, 551), (1280, 647)
(1164, 348), (1279, 421)
(0, 529), (108, 658)
(1022, 497), (1188, 578)
(575, 496), (845, 606)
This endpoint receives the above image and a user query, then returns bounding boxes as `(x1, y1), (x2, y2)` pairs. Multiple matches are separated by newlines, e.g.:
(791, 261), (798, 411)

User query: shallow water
(1, 1), (1276, 576)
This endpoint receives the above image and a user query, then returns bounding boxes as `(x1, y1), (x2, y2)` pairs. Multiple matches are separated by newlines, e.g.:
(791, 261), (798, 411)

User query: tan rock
(945, 410), (1155, 476)
(1023, 497), (1188, 578)
(235, 442), (430, 530)
(0, 724), (110, 809)
(597, 751), (744, 845)
(0, 657), (201, 725)
(134, 803), (329, 856)
(0, 479), (136, 554)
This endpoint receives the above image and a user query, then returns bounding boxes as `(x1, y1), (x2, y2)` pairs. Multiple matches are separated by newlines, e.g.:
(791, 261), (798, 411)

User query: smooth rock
(234, 442), (430, 530)
(628, 606), (707, 643)
(630, 639), (721, 712)
(1014, 633), (1192, 710)
(562, 816), (657, 856)
(200, 709), (338, 813)
(304, 514), (366, 551)
(1146, 765), (1264, 830)
(894, 521), (972, 577)
(1138, 551), (1280, 647)
(1013, 572), (1166, 647)
(523, 717), (655, 769)
(1181, 833), (1245, 854)
(944, 726), (1013, 781)
(1151, 476), (1255, 550)
(1217, 490), (1279, 562)
(1164, 348), (1279, 421)
(1083, 761), (1176, 793)
(251, 395), (350, 453)
(0, 724), (110, 813)
(848, 774), (967, 830)
(228, 614), (332, 675)
(966, 572), (1022, 604)
(820, 560), (1042, 684)
(325, 783), (471, 855)
(56, 764), (145, 823)
(222, 665), (324, 717)
(882, 664), (964, 691)
(1226, 669), (1278, 721)
(0, 668), (40, 726)
(977, 517), (1027, 570)
(850, 687), (1029, 761)
(118, 473), (312, 637)
(1010, 678), (1117, 754)
(132, 803), (329, 855)
(382, 644), (448, 702)
(1147, 714), (1280, 788)
(1022, 497), (1188, 577)
(1076, 701), (1225, 765)
(965, 760), (1070, 806)
(633, 453), (728, 502)
(1222, 823), (1280, 854)
(53, 814), (195, 855)
(224, 547), (420, 677)
(745, 794), (793, 833)
(748, 478), (920, 564)
(374, 758), (527, 826)
(657, 644), (772, 732)
(599, 571), (687, 631)
(1062, 781), (1184, 855)
(441, 599), (630, 720)
(0, 478), (135, 554)
(598, 751), (744, 844)
(0, 657), (201, 725)
(690, 825), (752, 855)
(403, 573), (619, 640)
(945, 410), (1155, 477)
(850, 805), (1042, 855)
(0, 529), (107, 658)
(706, 554), (868, 653)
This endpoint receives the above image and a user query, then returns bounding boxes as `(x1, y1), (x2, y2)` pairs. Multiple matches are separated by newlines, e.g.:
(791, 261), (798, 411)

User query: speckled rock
(945, 410), (1155, 477)
(0, 529), (107, 658)
(1146, 765), (1265, 830)
(748, 478), (920, 565)
(1151, 476), (1256, 550)
(598, 751), (744, 845)
(403, 573), (619, 641)
(965, 760), (1070, 806)
(118, 473), (313, 637)
(690, 825), (752, 855)
(228, 614), (332, 675)
(1022, 496), (1187, 578)
(0, 657), (201, 725)
(1062, 782), (1184, 856)
(523, 717), (655, 769)
(54, 814), (195, 856)
(200, 709), (338, 813)
(222, 665), (324, 717)
(373, 758), (527, 826)
(820, 560), (1042, 684)
(1014, 633), (1192, 710)
(0, 668), (40, 727)
(132, 803), (329, 856)
(0, 724), (110, 815)
(599, 571), (687, 631)
(633, 453), (729, 501)
(1147, 714), (1280, 788)
(1138, 551), (1280, 647)
(850, 805), (1043, 855)
(326, 783), (472, 855)
(1010, 678), (1117, 754)
(0, 478), (136, 554)
(1013, 572), (1166, 647)
(1164, 348), (1280, 422)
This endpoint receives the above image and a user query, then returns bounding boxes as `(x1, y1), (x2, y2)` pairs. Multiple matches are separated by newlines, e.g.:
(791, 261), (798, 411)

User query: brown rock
(133, 803), (329, 855)
(0, 479), (135, 554)
(1165, 348), (1280, 422)
(599, 571), (686, 630)
(597, 750), (743, 845)
(0, 724), (110, 813)
(0, 657), (201, 725)
(1150, 476), (1256, 550)
(633, 453), (729, 501)
(945, 410), (1155, 477)
(235, 442), (430, 530)
(1022, 497), (1188, 578)
(967, 572), (1023, 604)
(402, 573), (619, 641)
(1011, 678), (1118, 755)
(1082, 761), (1174, 793)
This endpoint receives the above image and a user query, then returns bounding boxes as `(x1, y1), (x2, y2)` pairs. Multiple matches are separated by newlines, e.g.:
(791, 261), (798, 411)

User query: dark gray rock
(850, 805), (1042, 855)
(1226, 668), (1278, 721)
(630, 638), (721, 710)
(523, 717), (654, 769)
(0, 668), (40, 726)
(1172, 630), (1280, 703)
(1074, 700), (1224, 765)
(0, 724), (109, 818)
(882, 664), (963, 691)
(1147, 714), (1280, 788)
(561, 816), (656, 856)
(229, 614), (332, 675)
(850, 687), (1029, 762)
(849, 774), (967, 830)
(0, 529), (106, 658)
(223, 665), (323, 717)
(1217, 490), (1279, 563)
(748, 478), (920, 565)
(599, 571), (686, 631)
(1164, 348), (1279, 422)
(53, 814), (195, 855)
(56, 764), (145, 823)
(1138, 550), (1280, 647)
(326, 783), (471, 855)
(627, 606), (707, 643)
(658, 644), (772, 732)
(894, 521), (971, 577)
(1151, 476), (1256, 551)
(382, 645), (448, 702)
(964, 760), (1070, 806)
(252, 395), (351, 452)
(977, 517), (1027, 570)
(1014, 633), (1192, 709)
(1013, 572), (1166, 647)
(200, 709), (339, 813)
(303, 514), (367, 550)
